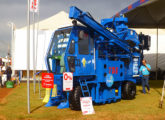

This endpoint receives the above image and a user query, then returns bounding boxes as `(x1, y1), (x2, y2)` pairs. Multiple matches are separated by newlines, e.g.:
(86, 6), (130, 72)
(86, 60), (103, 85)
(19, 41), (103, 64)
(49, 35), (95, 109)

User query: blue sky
(0, 0), (136, 57)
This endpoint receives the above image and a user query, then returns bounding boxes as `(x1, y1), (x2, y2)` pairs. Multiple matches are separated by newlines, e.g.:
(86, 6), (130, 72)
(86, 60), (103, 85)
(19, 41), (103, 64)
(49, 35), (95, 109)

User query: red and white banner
(63, 72), (73, 91)
(30, 0), (39, 12)
(80, 97), (95, 115)
(42, 73), (54, 88)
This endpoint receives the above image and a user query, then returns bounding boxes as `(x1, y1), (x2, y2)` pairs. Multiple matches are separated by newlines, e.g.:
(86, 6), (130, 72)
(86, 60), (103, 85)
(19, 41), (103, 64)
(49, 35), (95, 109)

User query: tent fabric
(134, 28), (165, 54)
(113, 0), (165, 78)
(19, 11), (73, 30)
(13, 11), (74, 70)
(13, 30), (52, 70)
(114, 0), (165, 28)
(115, 0), (150, 17)
(133, 28), (165, 71)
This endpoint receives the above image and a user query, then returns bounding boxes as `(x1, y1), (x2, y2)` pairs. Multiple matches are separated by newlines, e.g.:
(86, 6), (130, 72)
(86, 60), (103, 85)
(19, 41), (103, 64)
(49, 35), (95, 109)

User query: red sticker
(42, 73), (54, 88)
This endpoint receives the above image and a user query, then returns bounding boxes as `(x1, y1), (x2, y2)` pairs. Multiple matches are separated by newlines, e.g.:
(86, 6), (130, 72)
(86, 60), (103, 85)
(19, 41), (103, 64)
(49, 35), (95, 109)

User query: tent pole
(33, 0), (36, 94)
(27, 0), (30, 114)
(35, 1), (42, 99)
(156, 28), (158, 80)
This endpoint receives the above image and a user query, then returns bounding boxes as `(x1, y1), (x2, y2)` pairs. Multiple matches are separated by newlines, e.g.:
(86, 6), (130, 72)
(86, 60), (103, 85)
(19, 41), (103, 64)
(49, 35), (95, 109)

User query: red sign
(63, 72), (73, 91)
(42, 73), (54, 88)
(30, 0), (39, 12)
(80, 97), (95, 115)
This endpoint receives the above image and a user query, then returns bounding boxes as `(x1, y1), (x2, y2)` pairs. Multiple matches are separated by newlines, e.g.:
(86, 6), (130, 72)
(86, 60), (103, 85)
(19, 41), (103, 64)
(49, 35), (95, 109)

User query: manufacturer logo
(106, 74), (114, 87)
(109, 67), (118, 74)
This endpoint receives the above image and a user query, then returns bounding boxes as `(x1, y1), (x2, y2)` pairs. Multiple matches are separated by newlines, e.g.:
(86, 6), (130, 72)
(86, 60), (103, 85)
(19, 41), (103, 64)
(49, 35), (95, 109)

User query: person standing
(139, 59), (151, 94)
(0, 66), (3, 87)
(15, 70), (20, 85)
(5, 65), (12, 81)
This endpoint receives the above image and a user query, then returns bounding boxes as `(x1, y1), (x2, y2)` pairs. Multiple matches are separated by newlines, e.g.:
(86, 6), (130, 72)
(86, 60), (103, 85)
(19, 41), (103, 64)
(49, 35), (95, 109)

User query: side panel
(96, 60), (124, 83)
(65, 26), (95, 76)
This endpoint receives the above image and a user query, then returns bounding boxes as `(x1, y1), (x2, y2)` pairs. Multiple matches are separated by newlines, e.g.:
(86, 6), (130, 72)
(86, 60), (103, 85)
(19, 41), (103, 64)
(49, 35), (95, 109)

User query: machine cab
(46, 26), (95, 76)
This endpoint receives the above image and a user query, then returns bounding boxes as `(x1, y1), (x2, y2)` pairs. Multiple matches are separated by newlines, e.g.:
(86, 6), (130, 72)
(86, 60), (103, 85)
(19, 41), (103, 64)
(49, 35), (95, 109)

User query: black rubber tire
(69, 86), (82, 110)
(122, 83), (127, 99)
(122, 82), (136, 100)
(69, 91), (75, 110)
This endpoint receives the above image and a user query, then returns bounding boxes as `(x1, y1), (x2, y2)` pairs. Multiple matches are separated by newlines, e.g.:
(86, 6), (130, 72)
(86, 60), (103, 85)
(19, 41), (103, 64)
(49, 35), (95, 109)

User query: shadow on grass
(31, 104), (45, 113)
(138, 86), (162, 96)
(137, 80), (164, 96)
(93, 99), (122, 106)
(137, 80), (164, 88)
(149, 80), (163, 96)
(138, 90), (143, 93)
(150, 80), (164, 88)
(153, 88), (162, 96)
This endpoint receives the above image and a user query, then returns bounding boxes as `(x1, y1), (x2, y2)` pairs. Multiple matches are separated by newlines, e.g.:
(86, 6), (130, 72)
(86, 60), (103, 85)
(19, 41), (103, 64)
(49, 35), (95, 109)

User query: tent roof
(134, 28), (165, 35)
(114, 0), (165, 28)
(19, 11), (73, 30)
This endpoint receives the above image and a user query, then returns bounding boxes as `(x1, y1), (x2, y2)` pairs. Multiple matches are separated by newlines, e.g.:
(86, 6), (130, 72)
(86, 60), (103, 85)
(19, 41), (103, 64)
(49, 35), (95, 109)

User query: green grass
(0, 80), (165, 120)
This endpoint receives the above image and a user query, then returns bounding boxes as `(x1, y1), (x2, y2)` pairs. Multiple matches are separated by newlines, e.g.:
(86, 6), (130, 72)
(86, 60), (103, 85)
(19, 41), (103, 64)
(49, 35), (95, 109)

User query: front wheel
(69, 86), (82, 110)
(122, 81), (136, 100)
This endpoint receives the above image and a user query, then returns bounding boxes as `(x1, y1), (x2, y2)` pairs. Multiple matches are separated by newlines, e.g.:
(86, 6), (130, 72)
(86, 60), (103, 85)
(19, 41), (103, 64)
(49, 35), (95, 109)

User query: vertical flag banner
(30, 0), (39, 12)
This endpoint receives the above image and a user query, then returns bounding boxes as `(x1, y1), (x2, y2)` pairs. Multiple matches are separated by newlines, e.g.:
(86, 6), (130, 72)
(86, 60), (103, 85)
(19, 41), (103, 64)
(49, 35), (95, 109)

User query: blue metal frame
(45, 6), (146, 109)
(113, 0), (150, 17)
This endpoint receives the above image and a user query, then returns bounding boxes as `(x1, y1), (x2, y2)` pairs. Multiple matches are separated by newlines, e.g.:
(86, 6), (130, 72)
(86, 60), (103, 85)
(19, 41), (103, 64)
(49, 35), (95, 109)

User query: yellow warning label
(43, 88), (51, 103)
(82, 58), (86, 67)
(43, 84), (57, 103)
(52, 84), (57, 97)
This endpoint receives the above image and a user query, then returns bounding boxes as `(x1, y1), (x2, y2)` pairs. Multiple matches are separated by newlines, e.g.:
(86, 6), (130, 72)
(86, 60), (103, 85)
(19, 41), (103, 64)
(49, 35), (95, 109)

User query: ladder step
(79, 79), (90, 97)
(80, 84), (87, 86)
(82, 90), (89, 92)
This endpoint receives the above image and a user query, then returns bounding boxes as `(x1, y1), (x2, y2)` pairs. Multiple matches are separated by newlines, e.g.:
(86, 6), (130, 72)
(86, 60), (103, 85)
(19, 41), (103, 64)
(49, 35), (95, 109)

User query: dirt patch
(0, 115), (6, 120)
(0, 87), (16, 120)
(0, 87), (15, 103)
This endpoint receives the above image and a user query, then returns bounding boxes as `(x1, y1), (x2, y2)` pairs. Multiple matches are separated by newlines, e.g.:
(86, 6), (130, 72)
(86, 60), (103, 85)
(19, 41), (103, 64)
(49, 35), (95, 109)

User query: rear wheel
(122, 81), (136, 100)
(69, 86), (82, 110)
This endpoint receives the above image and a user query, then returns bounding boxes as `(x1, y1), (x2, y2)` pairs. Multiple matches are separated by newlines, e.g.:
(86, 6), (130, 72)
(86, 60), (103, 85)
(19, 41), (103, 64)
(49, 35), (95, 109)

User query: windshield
(47, 28), (71, 73)
(49, 29), (71, 56)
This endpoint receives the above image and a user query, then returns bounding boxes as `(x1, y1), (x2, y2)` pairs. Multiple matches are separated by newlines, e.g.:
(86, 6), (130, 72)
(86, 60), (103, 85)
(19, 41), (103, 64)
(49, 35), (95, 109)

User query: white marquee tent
(13, 11), (165, 73)
(13, 11), (73, 71)
(134, 28), (165, 71)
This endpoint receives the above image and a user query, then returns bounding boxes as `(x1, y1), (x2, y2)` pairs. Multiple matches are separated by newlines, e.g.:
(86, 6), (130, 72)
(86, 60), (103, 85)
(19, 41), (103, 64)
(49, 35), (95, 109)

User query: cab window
(69, 40), (75, 54)
(78, 30), (89, 55)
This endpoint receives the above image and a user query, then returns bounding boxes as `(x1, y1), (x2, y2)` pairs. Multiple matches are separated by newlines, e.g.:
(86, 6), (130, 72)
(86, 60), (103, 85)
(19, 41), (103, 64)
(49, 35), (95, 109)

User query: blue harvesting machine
(45, 6), (150, 110)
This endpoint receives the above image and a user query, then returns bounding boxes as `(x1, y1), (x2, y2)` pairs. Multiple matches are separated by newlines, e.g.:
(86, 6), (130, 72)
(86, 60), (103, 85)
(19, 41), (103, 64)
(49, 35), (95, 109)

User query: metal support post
(27, 0), (30, 114)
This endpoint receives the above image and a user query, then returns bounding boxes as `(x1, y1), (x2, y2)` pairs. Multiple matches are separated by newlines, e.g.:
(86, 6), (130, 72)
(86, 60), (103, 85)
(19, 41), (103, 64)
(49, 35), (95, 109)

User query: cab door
(76, 30), (94, 75)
